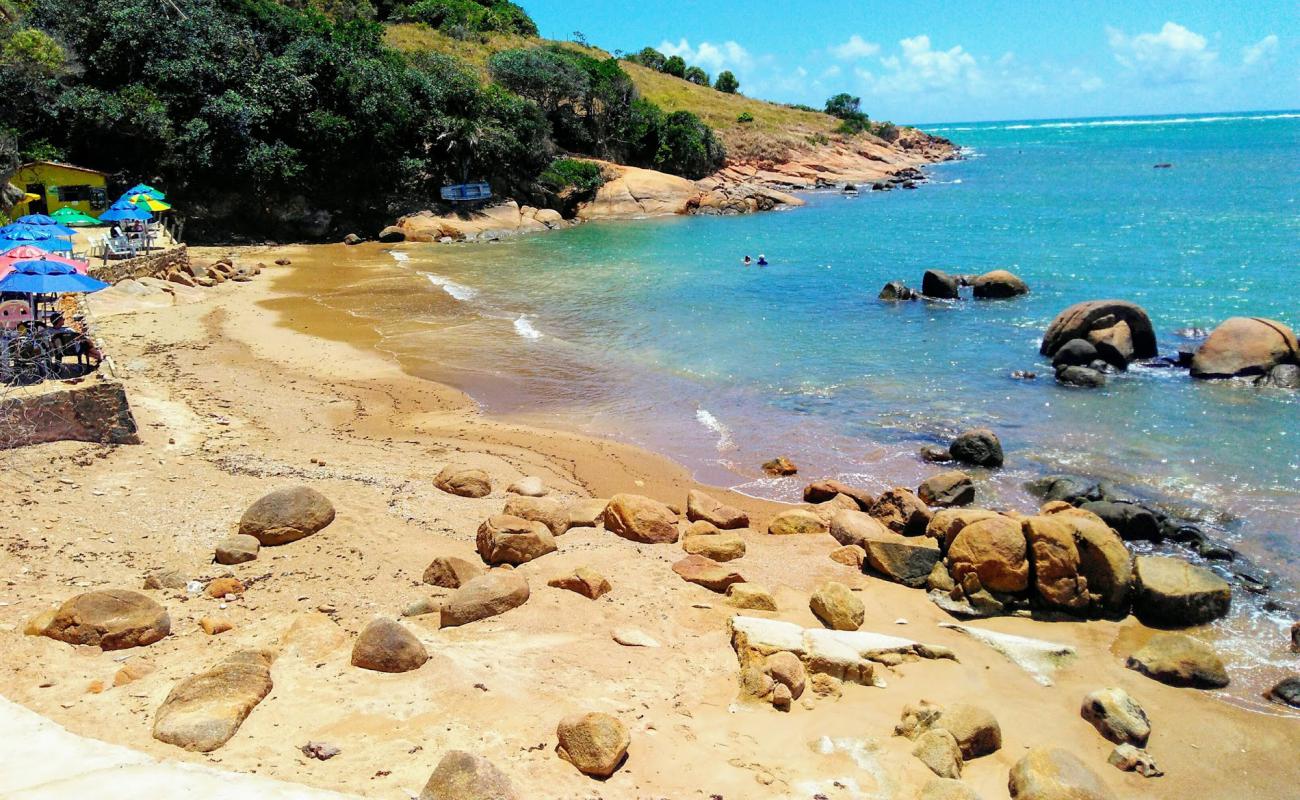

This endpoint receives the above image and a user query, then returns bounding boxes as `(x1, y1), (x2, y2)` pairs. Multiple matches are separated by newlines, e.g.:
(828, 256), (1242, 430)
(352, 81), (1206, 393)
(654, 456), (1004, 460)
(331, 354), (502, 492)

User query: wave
(513, 315), (542, 339)
(930, 112), (1300, 133)
(389, 251), (409, 262)
(422, 273), (478, 302)
(695, 408), (736, 453)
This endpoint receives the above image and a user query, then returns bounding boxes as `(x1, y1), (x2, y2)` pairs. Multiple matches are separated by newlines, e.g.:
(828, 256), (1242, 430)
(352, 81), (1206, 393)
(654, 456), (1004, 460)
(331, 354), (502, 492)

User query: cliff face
(711, 128), (958, 191)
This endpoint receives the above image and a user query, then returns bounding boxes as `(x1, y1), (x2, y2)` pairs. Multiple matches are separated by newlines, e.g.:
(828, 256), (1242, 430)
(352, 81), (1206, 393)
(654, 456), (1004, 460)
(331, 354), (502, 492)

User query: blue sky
(522, 1), (1300, 123)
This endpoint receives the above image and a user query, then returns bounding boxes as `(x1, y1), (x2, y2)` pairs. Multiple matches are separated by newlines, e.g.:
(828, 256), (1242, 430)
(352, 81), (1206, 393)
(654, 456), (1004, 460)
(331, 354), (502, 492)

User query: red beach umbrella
(0, 245), (87, 279)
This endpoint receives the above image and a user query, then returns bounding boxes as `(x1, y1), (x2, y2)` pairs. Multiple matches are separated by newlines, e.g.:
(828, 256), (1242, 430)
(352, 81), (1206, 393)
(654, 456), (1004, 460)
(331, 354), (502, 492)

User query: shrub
(655, 110), (725, 178)
(684, 65), (710, 86)
(628, 46), (666, 71)
(399, 0), (537, 36)
(736, 111), (754, 123)
(825, 92), (869, 135)
(872, 121), (899, 141)
(538, 157), (604, 194)
(663, 54), (686, 78)
(714, 70), (739, 94)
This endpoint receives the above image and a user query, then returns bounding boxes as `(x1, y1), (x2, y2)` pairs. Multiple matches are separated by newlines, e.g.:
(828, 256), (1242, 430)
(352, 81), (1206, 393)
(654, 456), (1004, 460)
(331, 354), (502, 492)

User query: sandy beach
(0, 243), (1296, 800)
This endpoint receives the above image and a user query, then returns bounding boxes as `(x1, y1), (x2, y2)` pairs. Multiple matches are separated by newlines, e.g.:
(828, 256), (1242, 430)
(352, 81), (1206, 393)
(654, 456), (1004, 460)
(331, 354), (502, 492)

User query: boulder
(1088, 321), (1134, 368)
(434, 465), (492, 498)
(830, 508), (892, 548)
(919, 779), (983, 800)
(912, 729), (963, 778)
(1040, 300), (1158, 360)
(1190, 317), (1299, 378)
(1132, 555), (1230, 626)
(803, 479), (874, 510)
(764, 651), (806, 699)
(829, 544), (866, 568)
(1267, 363), (1300, 388)
(922, 269), (960, 300)
(440, 571), (530, 627)
(926, 508), (1001, 550)
(917, 471), (975, 507)
(1107, 743), (1163, 778)
(40, 589), (170, 650)
(860, 529), (943, 588)
(949, 428), (1003, 468)
(214, 534), (260, 565)
(948, 516), (1029, 593)
(507, 476), (548, 497)
(1042, 506), (1133, 613)
(1266, 676), (1300, 708)
(603, 493), (678, 543)
(681, 525), (746, 561)
(726, 583), (777, 611)
(419, 750), (519, 800)
(1023, 516), (1087, 610)
(686, 489), (748, 529)
(1050, 338), (1100, 368)
(809, 581), (864, 631)
(503, 495), (570, 536)
(1125, 632), (1229, 688)
(377, 226), (406, 243)
(971, 269), (1028, 299)
(767, 508), (829, 536)
(672, 555), (745, 592)
(920, 444), (954, 463)
(547, 567), (611, 600)
(761, 456), (798, 476)
(567, 498), (608, 528)
(870, 488), (933, 535)
(422, 555), (485, 589)
(1056, 365), (1106, 388)
(1078, 501), (1161, 541)
(880, 280), (918, 301)
(142, 568), (187, 590)
(206, 577), (244, 598)
(351, 618), (428, 673)
(476, 514), (557, 566)
(152, 650), (274, 752)
(809, 492), (861, 523)
(932, 704), (1001, 759)
(237, 486), (336, 545)
(1009, 747), (1115, 800)
(1080, 688), (1150, 747)
(555, 712), (629, 778)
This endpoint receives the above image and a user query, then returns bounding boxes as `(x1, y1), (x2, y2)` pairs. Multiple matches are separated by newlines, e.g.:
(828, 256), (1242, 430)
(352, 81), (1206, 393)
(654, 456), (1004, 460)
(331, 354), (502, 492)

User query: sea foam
(695, 408), (736, 452)
(513, 316), (542, 339)
(423, 273), (478, 301)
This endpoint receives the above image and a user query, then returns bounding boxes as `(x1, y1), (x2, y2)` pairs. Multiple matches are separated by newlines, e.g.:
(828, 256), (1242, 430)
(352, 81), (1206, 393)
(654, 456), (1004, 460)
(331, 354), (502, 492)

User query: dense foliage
(490, 45), (724, 179)
(825, 92), (870, 133)
(714, 70), (739, 94)
(538, 157), (604, 194)
(396, 0), (536, 37)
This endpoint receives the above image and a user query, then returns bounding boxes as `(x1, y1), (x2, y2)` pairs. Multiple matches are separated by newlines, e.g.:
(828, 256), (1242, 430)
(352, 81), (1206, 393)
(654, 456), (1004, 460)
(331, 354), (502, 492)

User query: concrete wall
(90, 245), (190, 284)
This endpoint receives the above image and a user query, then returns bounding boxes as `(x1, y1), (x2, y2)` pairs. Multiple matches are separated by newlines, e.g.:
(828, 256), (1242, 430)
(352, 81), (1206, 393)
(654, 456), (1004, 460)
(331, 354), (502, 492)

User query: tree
(629, 46), (666, 71)
(714, 70), (739, 94)
(683, 65), (710, 86)
(824, 93), (862, 119)
(663, 54), (686, 78)
(655, 110), (725, 179)
(488, 47), (588, 114)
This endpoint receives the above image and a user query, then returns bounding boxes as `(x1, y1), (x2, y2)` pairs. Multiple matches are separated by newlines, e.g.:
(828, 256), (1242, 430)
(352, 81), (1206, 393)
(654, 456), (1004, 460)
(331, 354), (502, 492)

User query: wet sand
(0, 243), (1295, 799)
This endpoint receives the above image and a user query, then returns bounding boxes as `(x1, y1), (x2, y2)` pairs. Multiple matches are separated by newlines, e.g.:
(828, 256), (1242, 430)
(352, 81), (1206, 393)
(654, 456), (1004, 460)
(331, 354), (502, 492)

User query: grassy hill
(385, 23), (842, 160)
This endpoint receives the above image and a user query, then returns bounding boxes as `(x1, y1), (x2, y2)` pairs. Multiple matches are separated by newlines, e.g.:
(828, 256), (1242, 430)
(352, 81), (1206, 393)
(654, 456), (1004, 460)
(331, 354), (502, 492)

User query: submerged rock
(153, 650), (274, 752)
(1055, 365), (1106, 388)
(761, 456), (799, 475)
(949, 428), (1004, 468)
(1051, 338), (1100, 368)
(238, 485), (336, 545)
(1265, 675), (1300, 708)
(1190, 316), (1299, 379)
(879, 280), (918, 301)
(917, 470), (976, 507)
(1040, 300), (1158, 361)
(922, 269), (960, 300)
(971, 269), (1028, 299)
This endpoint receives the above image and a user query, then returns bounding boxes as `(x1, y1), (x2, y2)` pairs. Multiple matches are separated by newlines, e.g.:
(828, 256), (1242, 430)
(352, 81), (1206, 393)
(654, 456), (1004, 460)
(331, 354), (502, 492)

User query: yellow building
(12, 161), (110, 217)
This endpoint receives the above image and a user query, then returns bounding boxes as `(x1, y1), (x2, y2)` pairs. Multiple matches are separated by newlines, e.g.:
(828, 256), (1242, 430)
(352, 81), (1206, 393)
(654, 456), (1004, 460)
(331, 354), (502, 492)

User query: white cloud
(830, 34), (880, 60)
(658, 38), (753, 76)
(1242, 34), (1279, 66)
(1106, 22), (1218, 84)
(859, 35), (983, 95)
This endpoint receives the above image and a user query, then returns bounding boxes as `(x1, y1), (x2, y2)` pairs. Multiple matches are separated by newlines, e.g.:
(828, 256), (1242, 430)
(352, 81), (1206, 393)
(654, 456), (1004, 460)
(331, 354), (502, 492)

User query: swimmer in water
(757, 254), (768, 266)
(742, 255), (752, 265)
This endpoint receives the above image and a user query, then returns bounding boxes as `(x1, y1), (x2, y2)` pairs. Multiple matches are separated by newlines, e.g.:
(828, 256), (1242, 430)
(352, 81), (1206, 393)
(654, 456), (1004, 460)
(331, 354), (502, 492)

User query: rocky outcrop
(351, 618), (428, 673)
(153, 650), (274, 752)
(39, 589), (170, 650)
(603, 493), (679, 543)
(1040, 301), (1158, 361)
(1190, 316), (1299, 379)
(555, 712), (629, 778)
(238, 486), (335, 546)
(397, 201), (562, 243)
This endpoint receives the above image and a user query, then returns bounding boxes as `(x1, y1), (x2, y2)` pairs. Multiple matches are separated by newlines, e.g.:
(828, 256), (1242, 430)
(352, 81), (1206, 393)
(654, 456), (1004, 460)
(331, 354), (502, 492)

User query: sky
(522, 0), (1300, 123)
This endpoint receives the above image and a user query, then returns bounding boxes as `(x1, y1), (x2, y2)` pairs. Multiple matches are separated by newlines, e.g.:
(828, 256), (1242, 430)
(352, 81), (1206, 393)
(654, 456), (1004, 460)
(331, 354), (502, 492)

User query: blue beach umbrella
(98, 199), (154, 222)
(0, 227), (74, 252)
(0, 259), (110, 294)
(10, 216), (78, 236)
(124, 183), (165, 200)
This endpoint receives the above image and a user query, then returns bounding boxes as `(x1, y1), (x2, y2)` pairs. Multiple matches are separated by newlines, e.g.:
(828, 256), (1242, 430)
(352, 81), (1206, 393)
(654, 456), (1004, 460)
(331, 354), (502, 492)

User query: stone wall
(0, 379), (140, 450)
(89, 245), (190, 284)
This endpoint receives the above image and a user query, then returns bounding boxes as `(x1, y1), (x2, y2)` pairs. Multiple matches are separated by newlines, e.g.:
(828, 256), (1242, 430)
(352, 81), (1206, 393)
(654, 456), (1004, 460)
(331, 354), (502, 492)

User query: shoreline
(0, 250), (1295, 799)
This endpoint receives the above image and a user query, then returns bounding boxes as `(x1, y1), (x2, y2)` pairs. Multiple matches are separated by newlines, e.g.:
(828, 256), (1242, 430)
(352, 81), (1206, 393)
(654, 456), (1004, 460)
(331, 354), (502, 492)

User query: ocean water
(299, 111), (1299, 703)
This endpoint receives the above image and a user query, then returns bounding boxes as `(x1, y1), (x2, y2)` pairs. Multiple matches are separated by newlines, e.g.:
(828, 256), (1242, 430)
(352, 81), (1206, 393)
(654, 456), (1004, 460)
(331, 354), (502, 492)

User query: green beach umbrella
(49, 207), (103, 226)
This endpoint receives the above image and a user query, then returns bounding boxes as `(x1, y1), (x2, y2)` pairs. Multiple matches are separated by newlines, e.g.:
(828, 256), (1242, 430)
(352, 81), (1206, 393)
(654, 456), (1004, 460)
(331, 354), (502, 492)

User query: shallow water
(294, 111), (1299, 705)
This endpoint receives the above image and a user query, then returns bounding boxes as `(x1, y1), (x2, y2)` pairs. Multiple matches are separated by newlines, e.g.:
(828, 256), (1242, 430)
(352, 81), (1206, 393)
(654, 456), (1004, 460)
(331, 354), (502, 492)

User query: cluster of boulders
(1040, 299), (1298, 390)
(868, 166), (927, 192)
(166, 255), (261, 287)
(880, 268), (1029, 302)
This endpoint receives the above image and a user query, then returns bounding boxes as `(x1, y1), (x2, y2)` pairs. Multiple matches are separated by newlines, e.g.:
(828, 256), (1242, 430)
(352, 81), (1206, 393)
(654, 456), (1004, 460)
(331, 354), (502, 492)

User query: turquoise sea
(316, 111), (1299, 700)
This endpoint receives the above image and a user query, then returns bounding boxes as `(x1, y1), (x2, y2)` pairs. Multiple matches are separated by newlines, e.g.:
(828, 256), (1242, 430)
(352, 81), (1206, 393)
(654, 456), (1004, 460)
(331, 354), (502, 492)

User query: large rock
(1078, 501), (1161, 541)
(912, 729), (963, 778)
(971, 269), (1028, 299)
(502, 495), (570, 536)
(686, 489), (748, 529)
(1050, 338), (1100, 368)
(476, 514), (557, 566)
(422, 555), (485, 588)
(567, 498), (608, 528)
(1266, 676), (1300, 708)
(555, 712), (629, 778)
(40, 589), (170, 650)
(809, 581), (864, 631)
(214, 534), (260, 565)
(870, 488), (933, 535)
(927, 508), (1001, 550)
(917, 471), (975, 507)
(727, 583), (777, 611)
(237, 486), (336, 545)
(434, 465), (492, 498)
(859, 528), (944, 588)
(932, 704), (1001, 759)
(947, 516), (1029, 593)
(922, 269), (960, 300)
(1023, 516), (1087, 610)
(948, 429), (1003, 468)
(440, 571), (530, 627)
(1125, 632), (1229, 688)
(419, 750), (520, 800)
(767, 508), (829, 536)
(351, 618), (428, 673)
(681, 523), (746, 561)
(1080, 688), (1150, 747)
(1042, 506), (1133, 613)
(603, 493), (679, 543)
(1133, 555), (1231, 626)
(1040, 300), (1157, 360)
(919, 779), (983, 800)
(672, 555), (745, 592)
(1009, 747), (1115, 800)
(803, 479), (874, 510)
(547, 567), (611, 600)
(1190, 316), (1299, 378)
(152, 650), (274, 752)
(1088, 321), (1135, 368)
